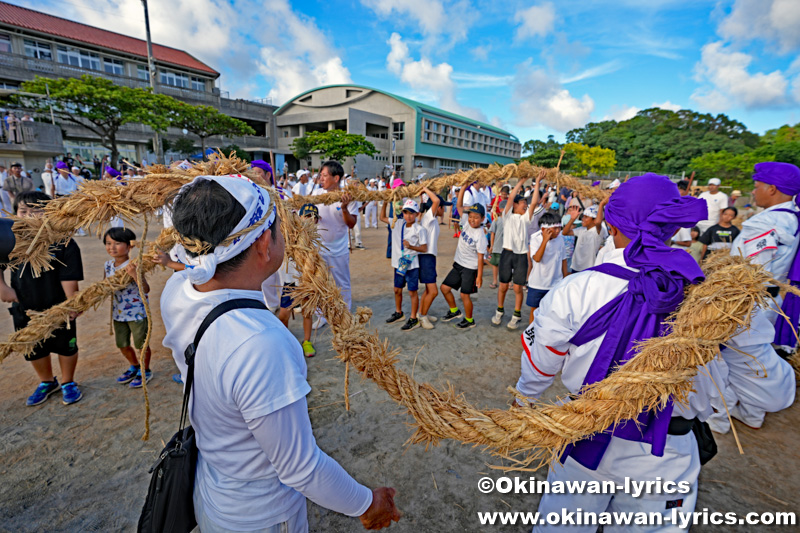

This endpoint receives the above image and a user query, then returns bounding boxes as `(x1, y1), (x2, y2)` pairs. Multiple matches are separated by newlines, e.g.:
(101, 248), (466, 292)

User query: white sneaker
(420, 316), (434, 330)
(491, 310), (504, 325)
(428, 316), (438, 323)
(507, 315), (522, 330)
(312, 316), (327, 330)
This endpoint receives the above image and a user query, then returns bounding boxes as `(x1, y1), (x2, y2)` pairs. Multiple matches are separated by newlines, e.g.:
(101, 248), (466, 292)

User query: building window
(104, 58), (124, 75)
(0, 34), (11, 54)
(25, 39), (52, 60)
(191, 76), (205, 92)
(425, 120), (431, 130)
(392, 122), (405, 140)
(137, 65), (149, 80)
(160, 69), (189, 88)
(424, 132), (430, 141)
(439, 159), (457, 172)
(57, 46), (100, 70)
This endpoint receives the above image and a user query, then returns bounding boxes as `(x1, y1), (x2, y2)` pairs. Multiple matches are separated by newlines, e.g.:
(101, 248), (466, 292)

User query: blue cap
(465, 203), (485, 217)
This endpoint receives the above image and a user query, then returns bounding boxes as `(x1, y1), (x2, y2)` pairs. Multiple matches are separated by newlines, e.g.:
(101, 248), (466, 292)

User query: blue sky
(21, 0), (800, 143)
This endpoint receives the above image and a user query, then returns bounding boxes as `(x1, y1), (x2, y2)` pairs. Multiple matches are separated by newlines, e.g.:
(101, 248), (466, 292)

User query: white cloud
(560, 60), (622, 84)
(602, 105), (639, 121)
(470, 45), (490, 62)
(386, 33), (486, 120)
(511, 64), (594, 132)
(451, 72), (514, 88)
(692, 41), (789, 110)
(362, 0), (472, 47)
(652, 100), (682, 111)
(718, 0), (800, 53)
(514, 3), (556, 42)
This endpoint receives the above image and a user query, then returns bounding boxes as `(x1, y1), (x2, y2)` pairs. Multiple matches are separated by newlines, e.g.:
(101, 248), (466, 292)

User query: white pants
(321, 252), (352, 310)
(715, 306), (796, 427)
(193, 490), (308, 533)
(351, 213), (362, 245)
(534, 454), (699, 533)
(364, 203), (377, 228)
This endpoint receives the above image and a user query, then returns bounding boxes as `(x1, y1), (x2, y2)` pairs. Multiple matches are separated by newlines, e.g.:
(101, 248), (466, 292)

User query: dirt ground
(0, 218), (797, 532)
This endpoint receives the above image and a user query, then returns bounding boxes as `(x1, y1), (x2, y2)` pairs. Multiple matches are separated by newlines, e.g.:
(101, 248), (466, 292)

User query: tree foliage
(566, 108), (758, 175)
(172, 137), (196, 157)
(518, 136), (576, 170)
(564, 143), (617, 176)
(12, 75), (174, 167)
(293, 129), (378, 162)
(169, 103), (255, 160)
(219, 143), (250, 162)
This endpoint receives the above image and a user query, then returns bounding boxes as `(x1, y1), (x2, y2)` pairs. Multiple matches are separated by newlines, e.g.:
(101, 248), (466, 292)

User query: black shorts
(19, 320), (78, 361)
(442, 262), (478, 295)
(499, 249), (528, 285)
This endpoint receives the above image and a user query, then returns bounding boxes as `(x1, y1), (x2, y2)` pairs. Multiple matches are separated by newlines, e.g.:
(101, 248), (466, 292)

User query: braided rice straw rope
(10, 157), (600, 277)
(2, 155), (794, 464)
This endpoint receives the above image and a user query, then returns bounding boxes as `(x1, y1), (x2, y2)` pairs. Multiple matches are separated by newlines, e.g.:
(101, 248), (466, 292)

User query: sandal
(489, 283), (498, 289)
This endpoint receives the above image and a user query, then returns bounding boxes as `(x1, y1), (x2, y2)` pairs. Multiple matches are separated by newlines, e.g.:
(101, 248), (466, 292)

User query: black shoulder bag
(138, 298), (268, 533)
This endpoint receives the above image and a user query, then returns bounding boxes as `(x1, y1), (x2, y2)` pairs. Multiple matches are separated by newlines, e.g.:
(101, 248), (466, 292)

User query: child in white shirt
(563, 204), (607, 272)
(417, 186), (451, 329)
(527, 212), (567, 324)
(380, 199), (429, 331)
(440, 186), (487, 329)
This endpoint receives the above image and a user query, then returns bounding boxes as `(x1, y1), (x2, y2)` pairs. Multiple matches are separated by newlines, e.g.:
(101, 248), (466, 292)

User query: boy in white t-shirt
(380, 199), (429, 331)
(417, 187), (451, 329)
(440, 186), (487, 329)
(563, 204), (607, 272)
(494, 170), (544, 330)
(526, 212), (567, 324)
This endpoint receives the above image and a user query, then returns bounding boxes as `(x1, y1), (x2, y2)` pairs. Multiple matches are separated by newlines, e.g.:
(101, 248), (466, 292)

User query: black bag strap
(179, 298), (268, 430)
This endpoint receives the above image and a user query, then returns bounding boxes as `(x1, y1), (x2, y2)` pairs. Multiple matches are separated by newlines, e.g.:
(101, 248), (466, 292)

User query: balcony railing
(0, 120), (64, 152)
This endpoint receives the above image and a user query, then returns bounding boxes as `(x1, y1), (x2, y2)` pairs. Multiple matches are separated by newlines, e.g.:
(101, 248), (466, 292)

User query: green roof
(274, 84), (519, 141)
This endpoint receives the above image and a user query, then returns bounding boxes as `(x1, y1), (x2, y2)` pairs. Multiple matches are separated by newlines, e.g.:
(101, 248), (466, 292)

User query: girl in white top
(527, 212), (567, 323)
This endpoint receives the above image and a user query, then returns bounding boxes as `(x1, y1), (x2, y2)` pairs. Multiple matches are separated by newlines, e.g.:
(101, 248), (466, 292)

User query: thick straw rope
(2, 156), (793, 465)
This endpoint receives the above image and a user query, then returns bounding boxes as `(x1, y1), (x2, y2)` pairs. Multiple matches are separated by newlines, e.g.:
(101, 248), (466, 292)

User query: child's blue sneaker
(117, 365), (139, 384)
(26, 379), (60, 406)
(61, 381), (82, 405)
(130, 369), (153, 388)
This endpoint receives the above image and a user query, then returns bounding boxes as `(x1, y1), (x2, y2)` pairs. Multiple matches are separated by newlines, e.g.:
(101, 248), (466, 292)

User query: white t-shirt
(671, 227), (692, 249)
(453, 224), (487, 270)
(419, 209), (440, 257)
(503, 212), (530, 254)
(698, 191), (729, 226)
(161, 273), (371, 528)
(391, 220), (428, 269)
(314, 189), (358, 257)
(528, 231), (566, 290)
(292, 181), (315, 197)
(571, 225), (608, 272)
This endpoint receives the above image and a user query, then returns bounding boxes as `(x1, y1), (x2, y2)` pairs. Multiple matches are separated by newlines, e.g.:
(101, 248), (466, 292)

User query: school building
(274, 85), (522, 179)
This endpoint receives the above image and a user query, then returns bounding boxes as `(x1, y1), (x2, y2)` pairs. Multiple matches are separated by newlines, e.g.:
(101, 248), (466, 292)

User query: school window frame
(191, 76), (205, 92)
(104, 58), (124, 75)
(57, 45), (100, 70)
(24, 39), (52, 60)
(160, 69), (189, 88)
(0, 33), (11, 54)
(137, 64), (149, 81)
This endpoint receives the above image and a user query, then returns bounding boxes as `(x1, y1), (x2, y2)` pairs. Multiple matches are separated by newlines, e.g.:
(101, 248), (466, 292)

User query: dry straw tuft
(0, 155), (789, 464)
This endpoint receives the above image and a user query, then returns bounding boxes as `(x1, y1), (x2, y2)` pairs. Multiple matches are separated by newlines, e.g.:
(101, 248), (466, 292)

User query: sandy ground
(0, 218), (797, 532)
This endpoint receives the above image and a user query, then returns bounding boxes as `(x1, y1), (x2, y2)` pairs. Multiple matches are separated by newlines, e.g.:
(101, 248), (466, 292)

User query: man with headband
(515, 174), (720, 529)
(706, 162), (798, 433)
(103, 166), (125, 228)
(160, 175), (400, 531)
(251, 159), (274, 186)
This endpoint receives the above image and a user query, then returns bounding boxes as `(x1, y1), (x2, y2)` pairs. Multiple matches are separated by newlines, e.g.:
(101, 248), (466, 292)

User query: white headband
(172, 175), (276, 284)
(540, 223), (561, 229)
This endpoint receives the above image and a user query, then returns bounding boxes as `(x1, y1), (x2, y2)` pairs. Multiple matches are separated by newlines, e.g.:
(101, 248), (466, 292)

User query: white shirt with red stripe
(515, 247), (722, 497)
(729, 200), (799, 284)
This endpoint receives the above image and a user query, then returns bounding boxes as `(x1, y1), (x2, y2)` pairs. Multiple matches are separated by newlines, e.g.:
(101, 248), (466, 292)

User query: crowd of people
(2, 156), (799, 531)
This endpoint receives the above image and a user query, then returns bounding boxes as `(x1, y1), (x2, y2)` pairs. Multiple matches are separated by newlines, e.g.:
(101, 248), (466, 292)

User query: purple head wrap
(251, 160), (274, 185)
(55, 161), (68, 170)
(592, 180), (601, 187)
(561, 173), (707, 470)
(105, 166), (121, 178)
(753, 162), (800, 207)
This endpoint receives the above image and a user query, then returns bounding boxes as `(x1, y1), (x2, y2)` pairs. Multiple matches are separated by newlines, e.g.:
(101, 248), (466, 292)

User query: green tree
(566, 108), (758, 175)
(11, 75), (173, 167)
(564, 143), (616, 176)
(172, 137), (196, 157)
(690, 150), (773, 191)
(169, 103), (255, 160)
(290, 135), (312, 163)
(518, 136), (576, 170)
(219, 143), (250, 162)
(294, 129), (378, 162)
(147, 137), (172, 154)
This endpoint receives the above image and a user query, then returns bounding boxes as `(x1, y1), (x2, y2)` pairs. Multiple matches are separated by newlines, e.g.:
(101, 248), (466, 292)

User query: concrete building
(275, 85), (521, 179)
(0, 1), (277, 176)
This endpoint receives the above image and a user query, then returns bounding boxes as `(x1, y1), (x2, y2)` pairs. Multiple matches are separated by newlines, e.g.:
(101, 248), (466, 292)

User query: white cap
(608, 179), (621, 189)
(71, 166), (80, 173)
(583, 205), (598, 218)
(297, 169), (309, 178)
(402, 199), (420, 213)
(708, 178), (721, 186)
